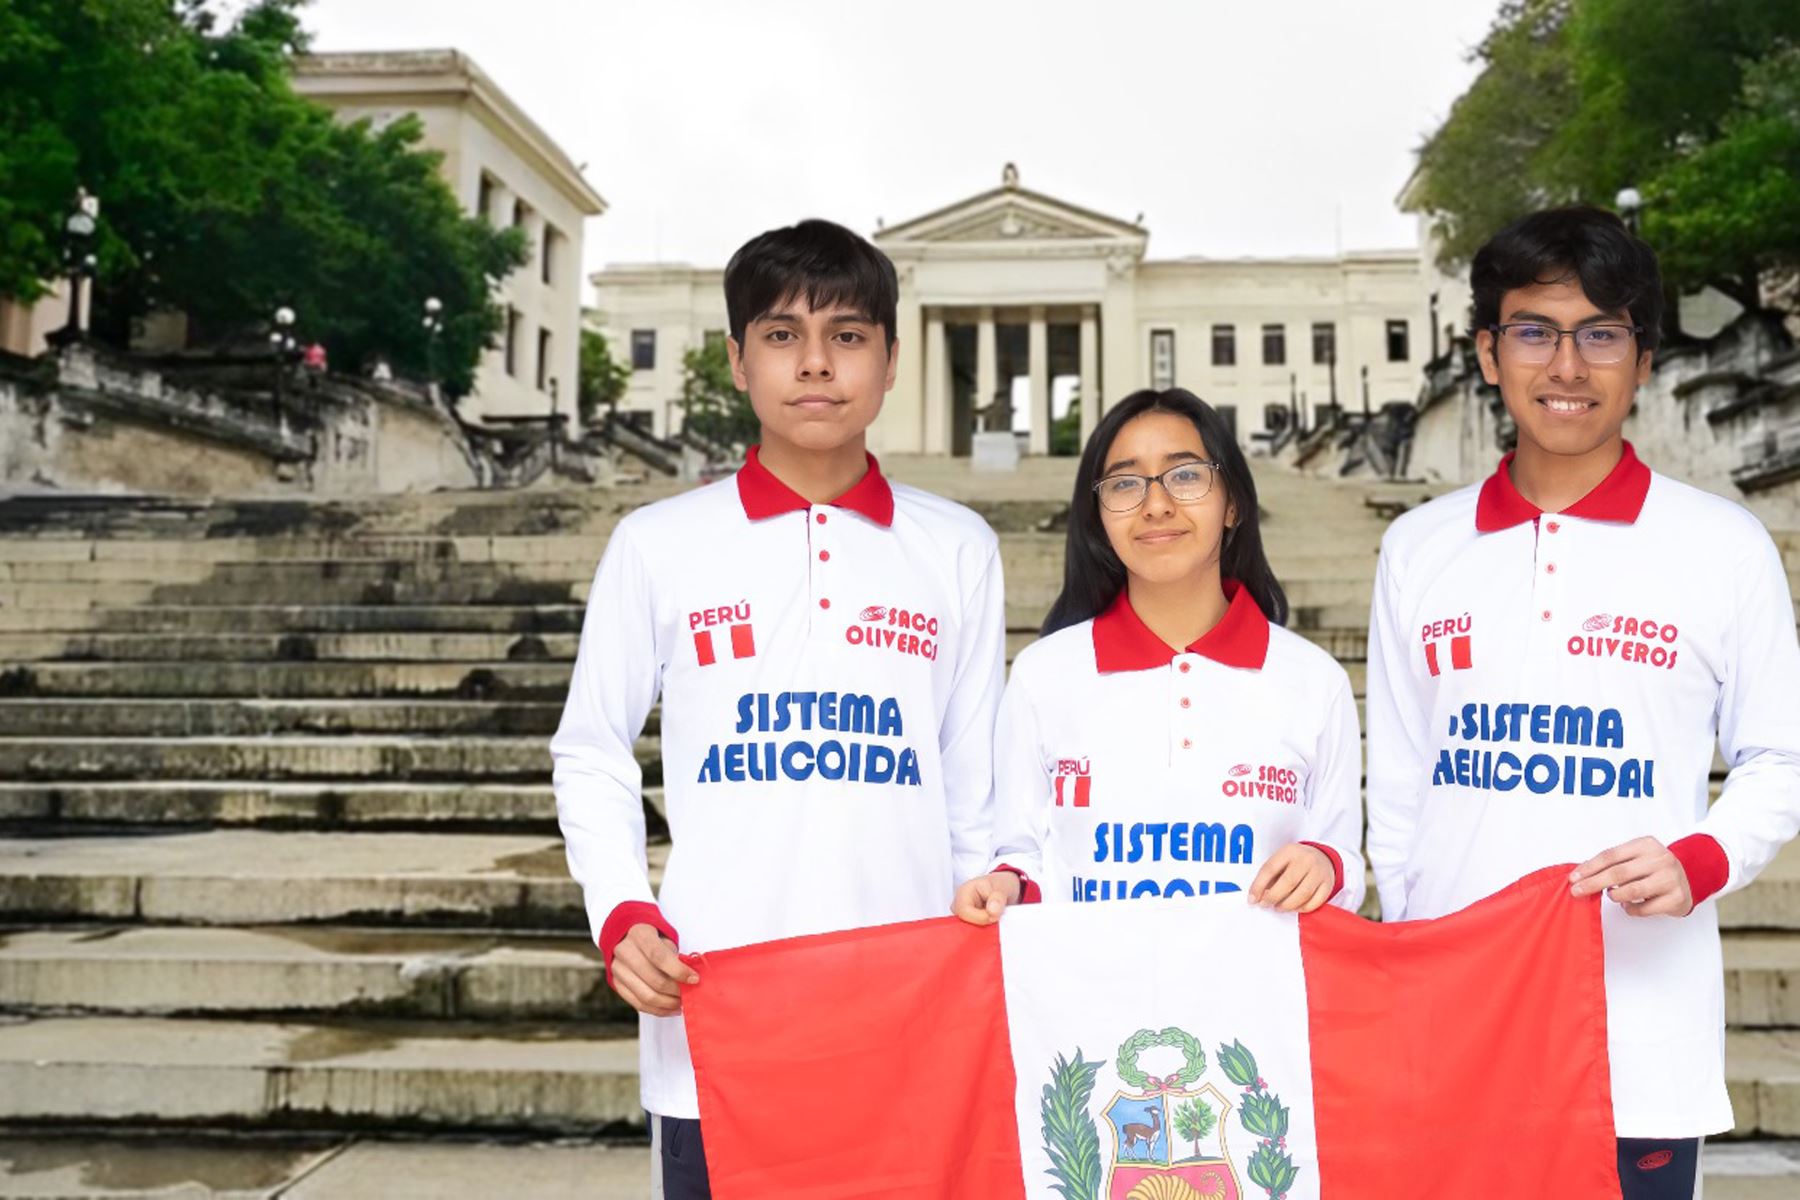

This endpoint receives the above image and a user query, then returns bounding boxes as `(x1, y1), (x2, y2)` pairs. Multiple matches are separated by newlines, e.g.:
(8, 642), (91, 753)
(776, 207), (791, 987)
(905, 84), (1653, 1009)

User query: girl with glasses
(953, 387), (1364, 922)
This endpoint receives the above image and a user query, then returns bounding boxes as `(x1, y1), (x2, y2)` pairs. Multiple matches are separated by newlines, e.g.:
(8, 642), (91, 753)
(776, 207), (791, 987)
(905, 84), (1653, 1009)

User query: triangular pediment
(876, 173), (1145, 249)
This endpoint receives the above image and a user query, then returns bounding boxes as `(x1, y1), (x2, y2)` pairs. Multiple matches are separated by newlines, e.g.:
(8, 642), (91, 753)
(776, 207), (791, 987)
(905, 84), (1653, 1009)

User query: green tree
(1411, 0), (1800, 314)
(1172, 1096), (1216, 1160)
(0, 0), (526, 396)
(578, 326), (630, 427)
(678, 339), (759, 448)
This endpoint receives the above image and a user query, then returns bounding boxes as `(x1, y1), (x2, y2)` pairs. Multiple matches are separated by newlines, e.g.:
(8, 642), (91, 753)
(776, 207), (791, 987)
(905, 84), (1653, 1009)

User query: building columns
(975, 308), (997, 430)
(923, 310), (949, 455)
(1027, 308), (1049, 455)
(1079, 306), (1100, 448)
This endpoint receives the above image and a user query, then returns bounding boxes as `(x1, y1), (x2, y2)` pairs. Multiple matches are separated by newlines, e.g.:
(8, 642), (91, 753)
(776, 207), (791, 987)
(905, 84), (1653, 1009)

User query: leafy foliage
(0, 0), (526, 395)
(1173, 1096), (1217, 1158)
(578, 326), (629, 427)
(1041, 1050), (1104, 1200)
(679, 339), (758, 447)
(1412, 0), (1800, 313)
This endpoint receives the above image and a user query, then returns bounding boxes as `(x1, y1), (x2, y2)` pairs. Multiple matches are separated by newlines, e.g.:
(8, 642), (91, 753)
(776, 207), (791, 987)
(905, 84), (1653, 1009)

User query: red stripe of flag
(693, 630), (716, 667)
(1072, 776), (1091, 807)
(1451, 634), (1472, 670)
(730, 623), (756, 659)
(1424, 641), (1441, 676)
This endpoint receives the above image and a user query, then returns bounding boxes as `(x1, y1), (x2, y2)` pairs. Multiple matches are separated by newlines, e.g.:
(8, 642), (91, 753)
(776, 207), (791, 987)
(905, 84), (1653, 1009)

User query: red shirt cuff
(1669, 834), (1730, 906)
(1300, 842), (1345, 901)
(994, 864), (1042, 905)
(598, 900), (680, 987)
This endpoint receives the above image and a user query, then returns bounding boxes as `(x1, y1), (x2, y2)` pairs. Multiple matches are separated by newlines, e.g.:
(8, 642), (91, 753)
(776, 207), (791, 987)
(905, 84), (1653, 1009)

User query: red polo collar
(1092, 579), (1271, 673)
(1475, 441), (1651, 532)
(735, 444), (895, 527)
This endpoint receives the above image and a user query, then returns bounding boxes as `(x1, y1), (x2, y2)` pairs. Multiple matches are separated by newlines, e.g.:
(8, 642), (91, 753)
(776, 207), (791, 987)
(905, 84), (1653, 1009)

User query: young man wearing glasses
(1365, 206), (1800, 1197)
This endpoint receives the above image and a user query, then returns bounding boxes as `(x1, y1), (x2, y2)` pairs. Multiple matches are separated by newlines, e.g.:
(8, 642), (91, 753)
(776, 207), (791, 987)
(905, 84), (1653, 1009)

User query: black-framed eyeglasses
(1489, 322), (1643, 366)
(1093, 461), (1221, 513)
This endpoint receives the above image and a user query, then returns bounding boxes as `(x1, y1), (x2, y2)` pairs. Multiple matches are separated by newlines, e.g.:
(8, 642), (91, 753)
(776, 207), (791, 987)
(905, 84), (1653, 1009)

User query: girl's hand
(952, 871), (1023, 925)
(1248, 844), (1336, 914)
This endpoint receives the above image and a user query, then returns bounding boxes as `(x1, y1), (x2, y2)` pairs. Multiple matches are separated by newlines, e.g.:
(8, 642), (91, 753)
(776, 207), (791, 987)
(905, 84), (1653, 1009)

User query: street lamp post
(1361, 364), (1371, 420)
(57, 189), (100, 343)
(1616, 186), (1643, 235)
(422, 297), (444, 402)
(548, 376), (561, 469)
(269, 305), (297, 417)
(1429, 291), (1441, 362)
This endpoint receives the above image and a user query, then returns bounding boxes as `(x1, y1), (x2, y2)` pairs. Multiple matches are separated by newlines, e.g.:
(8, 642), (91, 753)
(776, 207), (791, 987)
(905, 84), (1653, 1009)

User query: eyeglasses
(1489, 322), (1642, 366)
(1093, 461), (1221, 513)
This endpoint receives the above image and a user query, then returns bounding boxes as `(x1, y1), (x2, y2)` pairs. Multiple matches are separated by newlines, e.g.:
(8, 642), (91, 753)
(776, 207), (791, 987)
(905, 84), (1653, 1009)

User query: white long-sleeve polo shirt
(1365, 442), (1800, 1136)
(987, 581), (1366, 913)
(550, 447), (1006, 1119)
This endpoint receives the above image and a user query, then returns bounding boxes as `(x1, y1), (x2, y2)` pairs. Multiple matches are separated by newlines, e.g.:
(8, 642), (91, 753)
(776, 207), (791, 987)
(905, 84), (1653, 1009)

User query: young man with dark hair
(1365, 205), (1800, 1198)
(551, 218), (1005, 1198)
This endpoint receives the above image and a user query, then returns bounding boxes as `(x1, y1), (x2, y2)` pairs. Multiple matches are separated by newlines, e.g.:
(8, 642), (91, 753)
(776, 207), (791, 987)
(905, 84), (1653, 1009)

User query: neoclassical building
(592, 166), (1445, 455)
(294, 51), (606, 427)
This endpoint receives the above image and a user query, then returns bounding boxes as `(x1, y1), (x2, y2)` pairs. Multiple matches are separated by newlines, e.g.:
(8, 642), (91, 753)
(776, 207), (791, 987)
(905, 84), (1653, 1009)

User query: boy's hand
(952, 871), (1022, 925)
(1569, 837), (1694, 917)
(1249, 844), (1336, 913)
(609, 923), (699, 1016)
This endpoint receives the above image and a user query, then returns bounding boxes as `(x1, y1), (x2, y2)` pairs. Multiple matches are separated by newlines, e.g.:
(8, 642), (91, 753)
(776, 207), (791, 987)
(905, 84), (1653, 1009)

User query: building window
(1261, 324), (1286, 366)
(1387, 319), (1410, 362)
(1211, 324), (1236, 367)
(504, 308), (520, 377)
(477, 174), (496, 223)
(704, 329), (726, 353)
(1312, 322), (1336, 365)
(631, 329), (656, 371)
(537, 328), (553, 391)
(512, 198), (528, 229)
(1150, 329), (1176, 390)
(541, 224), (560, 286)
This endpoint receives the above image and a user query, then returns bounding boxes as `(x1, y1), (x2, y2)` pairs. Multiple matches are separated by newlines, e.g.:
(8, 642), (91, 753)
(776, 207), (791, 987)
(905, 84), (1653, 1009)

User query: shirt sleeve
(1363, 540), (1431, 922)
(550, 520), (667, 953)
(1300, 671), (1367, 913)
(938, 542), (1007, 886)
(986, 662), (1053, 890)
(1688, 530), (1800, 899)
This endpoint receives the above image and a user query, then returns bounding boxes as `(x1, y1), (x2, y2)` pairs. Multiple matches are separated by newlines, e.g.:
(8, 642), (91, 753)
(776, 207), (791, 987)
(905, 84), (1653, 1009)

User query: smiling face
(1096, 411), (1236, 589)
(1476, 277), (1652, 461)
(728, 298), (895, 455)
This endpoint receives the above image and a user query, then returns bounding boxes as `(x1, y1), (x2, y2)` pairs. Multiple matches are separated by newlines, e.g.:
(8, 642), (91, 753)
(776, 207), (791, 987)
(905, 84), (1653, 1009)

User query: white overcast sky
(300, 0), (1501, 288)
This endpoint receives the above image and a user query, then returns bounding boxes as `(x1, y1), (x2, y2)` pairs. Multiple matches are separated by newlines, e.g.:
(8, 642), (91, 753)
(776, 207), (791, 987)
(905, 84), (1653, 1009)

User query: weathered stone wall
(1408, 316), (1800, 528)
(0, 346), (482, 498)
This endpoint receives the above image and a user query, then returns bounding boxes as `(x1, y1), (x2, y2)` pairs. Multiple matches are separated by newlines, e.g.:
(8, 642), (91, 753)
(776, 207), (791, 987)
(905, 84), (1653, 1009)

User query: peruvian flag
(681, 867), (1621, 1199)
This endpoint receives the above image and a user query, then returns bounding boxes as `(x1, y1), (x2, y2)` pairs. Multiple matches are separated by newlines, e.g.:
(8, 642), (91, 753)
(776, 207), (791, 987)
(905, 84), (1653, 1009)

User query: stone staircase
(0, 464), (1797, 1155)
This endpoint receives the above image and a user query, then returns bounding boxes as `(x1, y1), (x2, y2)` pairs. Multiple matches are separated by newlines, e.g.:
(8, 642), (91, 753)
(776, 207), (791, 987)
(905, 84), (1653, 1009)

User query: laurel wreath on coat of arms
(1041, 1036), (1299, 1200)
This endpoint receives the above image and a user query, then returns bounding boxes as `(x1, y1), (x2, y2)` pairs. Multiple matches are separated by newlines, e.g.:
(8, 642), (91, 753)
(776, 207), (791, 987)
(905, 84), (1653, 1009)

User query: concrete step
(0, 661), (571, 699)
(0, 579), (580, 612)
(1727, 933), (1800, 1029)
(0, 1134), (655, 1199)
(0, 559), (600, 587)
(0, 699), (564, 739)
(1, 604), (586, 635)
(0, 1015), (642, 1134)
(0, 830), (642, 930)
(0, 631), (579, 663)
(0, 735), (613, 786)
(1731, 1030), (1800, 1136)
(1723, 840), (1800, 932)
(0, 782), (579, 831)
(0, 926), (622, 1022)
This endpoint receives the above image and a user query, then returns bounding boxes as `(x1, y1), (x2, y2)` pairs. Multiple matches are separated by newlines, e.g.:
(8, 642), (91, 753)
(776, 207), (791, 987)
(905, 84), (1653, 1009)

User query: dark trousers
(1618, 1137), (1700, 1200)
(656, 1115), (711, 1200)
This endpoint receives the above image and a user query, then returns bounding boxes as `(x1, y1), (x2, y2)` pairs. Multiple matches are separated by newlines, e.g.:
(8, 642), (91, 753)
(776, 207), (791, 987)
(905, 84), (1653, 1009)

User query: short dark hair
(1470, 205), (1664, 351)
(1042, 388), (1287, 637)
(723, 218), (899, 349)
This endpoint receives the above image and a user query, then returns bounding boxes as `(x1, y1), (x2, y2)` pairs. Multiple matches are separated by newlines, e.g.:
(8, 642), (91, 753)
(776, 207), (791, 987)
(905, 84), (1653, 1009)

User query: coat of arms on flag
(1045, 1031), (1296, 1200)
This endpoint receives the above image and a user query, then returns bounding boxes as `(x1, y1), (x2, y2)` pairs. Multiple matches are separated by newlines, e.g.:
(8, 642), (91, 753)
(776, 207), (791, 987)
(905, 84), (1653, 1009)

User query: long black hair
(1041, 387), (1287, 637)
